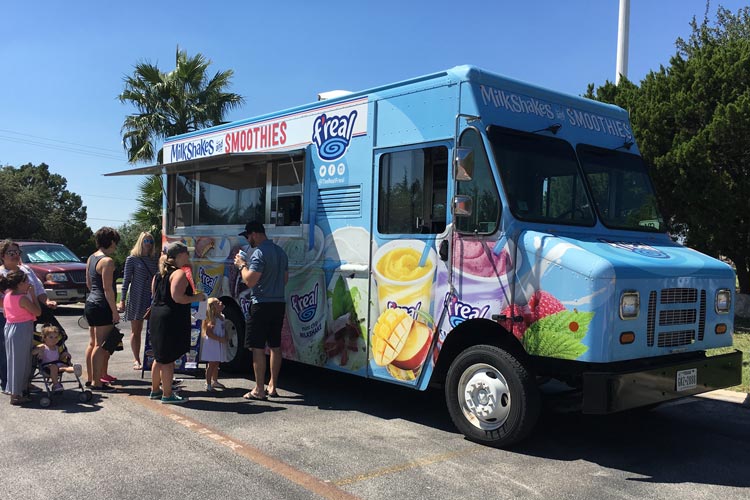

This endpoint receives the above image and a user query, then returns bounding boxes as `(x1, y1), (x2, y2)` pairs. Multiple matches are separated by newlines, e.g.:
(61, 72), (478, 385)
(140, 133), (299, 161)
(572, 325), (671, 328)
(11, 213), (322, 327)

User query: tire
(445, 344), (540, 448)
(39, 396), (52, 408)
(219, 300), (250, 373)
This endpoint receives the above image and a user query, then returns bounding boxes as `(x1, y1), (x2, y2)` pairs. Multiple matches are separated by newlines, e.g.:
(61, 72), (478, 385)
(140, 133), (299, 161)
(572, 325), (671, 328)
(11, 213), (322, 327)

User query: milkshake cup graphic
(373, 239), (437, 318)
(284, 226), (327, 365)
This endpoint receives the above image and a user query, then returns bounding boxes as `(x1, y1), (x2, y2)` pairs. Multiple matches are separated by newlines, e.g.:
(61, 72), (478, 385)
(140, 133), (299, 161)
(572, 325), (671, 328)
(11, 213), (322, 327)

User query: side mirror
(453, 195), (473, 217)
(454, 147), (474, 181)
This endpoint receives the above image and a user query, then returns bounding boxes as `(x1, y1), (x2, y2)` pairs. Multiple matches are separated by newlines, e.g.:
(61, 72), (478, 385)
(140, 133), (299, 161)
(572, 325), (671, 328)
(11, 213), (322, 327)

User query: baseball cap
(239, 221), (265, 237)
(165, 241), (189, 259)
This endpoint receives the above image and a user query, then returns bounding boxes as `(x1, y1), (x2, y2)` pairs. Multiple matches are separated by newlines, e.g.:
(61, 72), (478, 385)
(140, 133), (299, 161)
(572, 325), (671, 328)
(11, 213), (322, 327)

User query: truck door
(450, 127), (510, 335)
(370, 142), (451, 385)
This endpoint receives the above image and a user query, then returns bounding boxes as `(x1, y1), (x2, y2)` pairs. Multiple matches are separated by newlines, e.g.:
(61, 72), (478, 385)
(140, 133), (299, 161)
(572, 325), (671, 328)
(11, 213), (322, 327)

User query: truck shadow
(512, 398), (750, 488)
(276, 362), (750, 488)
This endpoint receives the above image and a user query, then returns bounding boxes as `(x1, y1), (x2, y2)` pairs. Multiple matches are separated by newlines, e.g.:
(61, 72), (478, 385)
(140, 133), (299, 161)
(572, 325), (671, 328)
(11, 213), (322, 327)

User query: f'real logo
(312, 110), (358, 161)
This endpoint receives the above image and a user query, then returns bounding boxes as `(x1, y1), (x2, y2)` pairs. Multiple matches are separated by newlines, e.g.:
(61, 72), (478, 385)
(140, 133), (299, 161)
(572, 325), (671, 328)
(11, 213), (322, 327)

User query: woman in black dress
(149, 242), (206, 404)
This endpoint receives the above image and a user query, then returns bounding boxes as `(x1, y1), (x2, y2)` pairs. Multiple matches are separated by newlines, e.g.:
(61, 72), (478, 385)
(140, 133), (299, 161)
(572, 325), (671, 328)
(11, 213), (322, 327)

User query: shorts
(84, 302), (113, 327)
(245, 302), (285, 349)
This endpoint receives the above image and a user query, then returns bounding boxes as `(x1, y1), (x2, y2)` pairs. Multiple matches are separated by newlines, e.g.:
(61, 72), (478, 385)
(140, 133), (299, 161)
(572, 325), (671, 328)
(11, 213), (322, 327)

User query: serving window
(168, 154), (305, 232)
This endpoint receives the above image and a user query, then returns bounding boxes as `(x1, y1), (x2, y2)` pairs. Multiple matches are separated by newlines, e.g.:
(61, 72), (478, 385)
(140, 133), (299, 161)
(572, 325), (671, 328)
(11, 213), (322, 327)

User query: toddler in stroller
(31, 323), (91, 406)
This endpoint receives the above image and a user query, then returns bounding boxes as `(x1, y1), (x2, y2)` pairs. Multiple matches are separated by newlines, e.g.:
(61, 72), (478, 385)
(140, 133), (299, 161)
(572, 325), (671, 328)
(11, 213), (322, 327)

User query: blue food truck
(109, 66), (742, 447)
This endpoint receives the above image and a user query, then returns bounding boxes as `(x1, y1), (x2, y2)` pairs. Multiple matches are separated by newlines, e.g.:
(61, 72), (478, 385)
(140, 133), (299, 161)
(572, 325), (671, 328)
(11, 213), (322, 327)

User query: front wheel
(445, 345), (540, 448)
(220, 300), (250, 373)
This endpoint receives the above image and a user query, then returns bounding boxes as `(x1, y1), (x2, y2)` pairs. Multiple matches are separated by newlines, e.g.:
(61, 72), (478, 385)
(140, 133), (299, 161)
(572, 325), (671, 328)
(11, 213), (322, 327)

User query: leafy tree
(0, 163), (93, 257)
(586, 5), (750, 292)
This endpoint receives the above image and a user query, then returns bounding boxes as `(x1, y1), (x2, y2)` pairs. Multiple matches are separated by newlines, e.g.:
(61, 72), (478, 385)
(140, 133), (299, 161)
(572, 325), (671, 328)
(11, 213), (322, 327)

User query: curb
(696, 389), (750, 406)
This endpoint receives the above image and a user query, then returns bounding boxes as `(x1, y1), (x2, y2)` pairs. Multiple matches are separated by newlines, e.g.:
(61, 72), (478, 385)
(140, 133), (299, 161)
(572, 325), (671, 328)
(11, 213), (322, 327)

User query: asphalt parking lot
(1, 304), (749, 500)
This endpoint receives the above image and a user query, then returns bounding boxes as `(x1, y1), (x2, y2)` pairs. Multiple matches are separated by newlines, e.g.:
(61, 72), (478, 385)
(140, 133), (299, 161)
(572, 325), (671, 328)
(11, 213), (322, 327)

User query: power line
(0, 135), (125, 161)
(0, 129), (124, 154)
(81, 193), (137, 202)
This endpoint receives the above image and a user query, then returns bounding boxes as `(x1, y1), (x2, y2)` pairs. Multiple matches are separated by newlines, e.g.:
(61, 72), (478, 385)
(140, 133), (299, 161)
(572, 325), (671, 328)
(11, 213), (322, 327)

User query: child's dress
(200, 317), (228, 363)
(38, 344), (65, 367)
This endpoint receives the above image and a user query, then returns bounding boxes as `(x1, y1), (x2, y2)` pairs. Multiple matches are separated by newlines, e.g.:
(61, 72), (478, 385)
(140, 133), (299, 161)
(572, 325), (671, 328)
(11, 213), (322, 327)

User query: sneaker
(52, 383), (64, 393)
(149, 390), (163, 400)
(211, 381), (226, 389)
(101, 374), (117, 383)
(161, 393), (188, 404)
(205, 383), (214, 392)
(73, 364), (83, 378)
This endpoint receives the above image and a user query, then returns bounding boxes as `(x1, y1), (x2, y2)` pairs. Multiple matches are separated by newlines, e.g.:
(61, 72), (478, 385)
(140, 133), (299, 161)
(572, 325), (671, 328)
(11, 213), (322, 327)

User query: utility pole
(616, 0), (630, 84)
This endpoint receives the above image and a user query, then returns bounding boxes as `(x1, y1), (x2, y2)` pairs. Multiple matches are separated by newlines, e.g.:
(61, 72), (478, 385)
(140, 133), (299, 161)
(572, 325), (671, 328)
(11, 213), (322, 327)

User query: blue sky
(1, 0), (745, 231)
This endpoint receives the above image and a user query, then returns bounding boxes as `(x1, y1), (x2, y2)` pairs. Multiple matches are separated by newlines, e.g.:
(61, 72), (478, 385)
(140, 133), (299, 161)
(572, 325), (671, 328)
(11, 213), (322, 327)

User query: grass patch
(706, 320), (750, 393)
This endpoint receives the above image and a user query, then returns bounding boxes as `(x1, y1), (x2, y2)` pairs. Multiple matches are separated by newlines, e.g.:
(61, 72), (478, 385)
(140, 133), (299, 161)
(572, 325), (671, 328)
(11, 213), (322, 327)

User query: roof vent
(317, 90), (353, 101)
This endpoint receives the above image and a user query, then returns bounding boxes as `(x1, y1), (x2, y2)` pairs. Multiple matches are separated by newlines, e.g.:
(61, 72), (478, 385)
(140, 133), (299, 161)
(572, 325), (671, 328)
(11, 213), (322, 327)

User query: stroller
(29, 307), (92, 407)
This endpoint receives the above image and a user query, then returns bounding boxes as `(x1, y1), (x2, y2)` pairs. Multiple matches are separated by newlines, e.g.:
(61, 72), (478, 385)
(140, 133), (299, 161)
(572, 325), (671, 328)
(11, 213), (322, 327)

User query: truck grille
(646, 288), (703, 348)
(657, 330), (695, 347)
(69, 270), (86, 283)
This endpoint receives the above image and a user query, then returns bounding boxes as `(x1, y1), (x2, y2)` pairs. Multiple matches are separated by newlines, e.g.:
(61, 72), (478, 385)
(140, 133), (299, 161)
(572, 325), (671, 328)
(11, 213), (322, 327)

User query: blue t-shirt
(247, 239), (289, 303)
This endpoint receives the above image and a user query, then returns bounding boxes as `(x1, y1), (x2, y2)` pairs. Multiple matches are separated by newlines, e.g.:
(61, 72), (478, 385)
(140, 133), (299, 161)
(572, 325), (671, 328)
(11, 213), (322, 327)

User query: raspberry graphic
(527, 290), (565, 322)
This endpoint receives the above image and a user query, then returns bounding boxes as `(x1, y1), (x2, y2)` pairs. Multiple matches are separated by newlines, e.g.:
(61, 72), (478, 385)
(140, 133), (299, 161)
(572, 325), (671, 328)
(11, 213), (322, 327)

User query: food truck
(109, 66), (742, 447)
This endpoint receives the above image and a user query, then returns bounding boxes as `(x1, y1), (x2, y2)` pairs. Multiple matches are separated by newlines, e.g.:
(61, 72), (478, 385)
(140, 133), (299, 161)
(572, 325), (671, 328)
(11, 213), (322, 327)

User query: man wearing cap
(234, 221), (289, 400)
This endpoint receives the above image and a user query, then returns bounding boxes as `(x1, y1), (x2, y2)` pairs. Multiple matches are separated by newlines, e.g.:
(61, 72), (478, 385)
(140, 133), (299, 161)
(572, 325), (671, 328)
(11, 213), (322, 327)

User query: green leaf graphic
(522, 310), (593, 360)
(331, 276), (354, 320)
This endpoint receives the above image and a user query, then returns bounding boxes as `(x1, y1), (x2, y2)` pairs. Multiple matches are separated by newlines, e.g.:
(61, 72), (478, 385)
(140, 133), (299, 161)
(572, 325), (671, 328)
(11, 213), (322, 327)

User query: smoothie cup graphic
(284, 226), (327, 366)
(373, 239), (437, 318)
(451, 237), (516, 325)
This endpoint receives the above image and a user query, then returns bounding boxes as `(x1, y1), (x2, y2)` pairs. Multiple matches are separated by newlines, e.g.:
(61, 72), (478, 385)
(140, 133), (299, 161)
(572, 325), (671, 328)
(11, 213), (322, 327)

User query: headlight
(46, 273), (68, 282)
(620, 291), (639, 320)
(715, 289), (731, 314)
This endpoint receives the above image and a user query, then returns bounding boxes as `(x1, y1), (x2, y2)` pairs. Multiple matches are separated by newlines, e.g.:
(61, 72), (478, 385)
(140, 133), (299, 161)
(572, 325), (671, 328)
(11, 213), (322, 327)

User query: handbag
(102, 325), (125, 355)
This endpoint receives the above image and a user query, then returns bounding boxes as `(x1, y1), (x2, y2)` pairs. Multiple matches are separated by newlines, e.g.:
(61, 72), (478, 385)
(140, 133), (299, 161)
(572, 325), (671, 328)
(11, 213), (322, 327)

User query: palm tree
(118, 47), (244, 238)
(118, 47), (244, 164)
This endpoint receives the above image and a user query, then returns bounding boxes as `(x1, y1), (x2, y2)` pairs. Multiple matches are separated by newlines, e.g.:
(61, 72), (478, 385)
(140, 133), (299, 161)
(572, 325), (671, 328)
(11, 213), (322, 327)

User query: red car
(17, 241), (87, 304)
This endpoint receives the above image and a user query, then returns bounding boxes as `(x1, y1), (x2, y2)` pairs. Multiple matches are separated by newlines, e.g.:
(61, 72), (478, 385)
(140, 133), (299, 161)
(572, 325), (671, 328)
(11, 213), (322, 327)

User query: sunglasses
(5, 250), (21, 256)
(143, 239), (154, 244)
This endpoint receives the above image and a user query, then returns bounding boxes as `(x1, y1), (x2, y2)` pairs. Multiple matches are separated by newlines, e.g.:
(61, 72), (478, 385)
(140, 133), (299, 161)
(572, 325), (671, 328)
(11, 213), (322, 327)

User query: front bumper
(582, 350), (743, 414)
(45, 287), (87, 304)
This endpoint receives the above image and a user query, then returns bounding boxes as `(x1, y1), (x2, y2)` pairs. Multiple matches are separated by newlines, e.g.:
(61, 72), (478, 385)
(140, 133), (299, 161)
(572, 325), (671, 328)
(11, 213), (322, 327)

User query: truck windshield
(488, 126), (595, 226)
(577, 145), (664, 232)
(21, 244), (80, 264)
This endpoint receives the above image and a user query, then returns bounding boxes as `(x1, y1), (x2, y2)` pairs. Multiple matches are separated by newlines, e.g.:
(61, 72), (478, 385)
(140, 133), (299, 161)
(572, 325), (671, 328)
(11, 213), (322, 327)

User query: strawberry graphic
(499, 303), (532, 339)
(527, 290), (565, 322)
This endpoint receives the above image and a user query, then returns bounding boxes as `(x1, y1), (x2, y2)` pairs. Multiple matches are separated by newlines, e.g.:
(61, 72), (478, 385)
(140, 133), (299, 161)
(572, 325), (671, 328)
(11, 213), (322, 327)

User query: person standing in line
(0, 239), (57, 395)
(84, 227), (120, 392)
(118, 232), (158, 370)
(149, 242), (206, 404)
(0, 270), (41, 405)
(200, 297), (228, 392)
(234, 221), (288, 400)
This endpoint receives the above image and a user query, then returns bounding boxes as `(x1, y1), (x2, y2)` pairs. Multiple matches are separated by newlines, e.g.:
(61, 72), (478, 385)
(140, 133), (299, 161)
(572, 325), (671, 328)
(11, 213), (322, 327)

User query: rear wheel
(445, 345), (540, 448)
(220, 300), (250, 373)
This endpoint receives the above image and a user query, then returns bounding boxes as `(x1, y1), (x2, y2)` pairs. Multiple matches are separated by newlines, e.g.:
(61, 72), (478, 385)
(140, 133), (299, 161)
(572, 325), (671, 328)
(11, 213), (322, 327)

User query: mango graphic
(372, 309), (413, 366)
(391, 321), (433, 371)
(371, 308), (434, 382)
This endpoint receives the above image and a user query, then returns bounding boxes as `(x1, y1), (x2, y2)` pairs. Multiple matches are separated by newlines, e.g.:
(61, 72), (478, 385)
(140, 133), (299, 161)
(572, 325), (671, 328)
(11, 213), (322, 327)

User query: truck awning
(104, 149), (306, 176)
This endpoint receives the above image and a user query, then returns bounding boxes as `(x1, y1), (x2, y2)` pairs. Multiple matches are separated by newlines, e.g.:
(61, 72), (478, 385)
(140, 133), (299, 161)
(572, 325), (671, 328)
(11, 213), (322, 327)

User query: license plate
(676, 368), (697, 391)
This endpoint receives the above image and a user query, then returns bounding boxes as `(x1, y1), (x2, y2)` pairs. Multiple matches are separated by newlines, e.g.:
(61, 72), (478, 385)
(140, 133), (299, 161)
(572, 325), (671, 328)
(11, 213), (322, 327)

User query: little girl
(32, 325), (81, 393)
(0, 270), (41, 405)
(200, 297), (227, 391)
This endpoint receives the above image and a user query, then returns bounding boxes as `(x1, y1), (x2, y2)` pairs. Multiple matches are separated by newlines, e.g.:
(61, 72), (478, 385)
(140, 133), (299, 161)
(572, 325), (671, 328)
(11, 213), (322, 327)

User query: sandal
(242, 391), (267, 401)
(133, 361), (143, 370)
